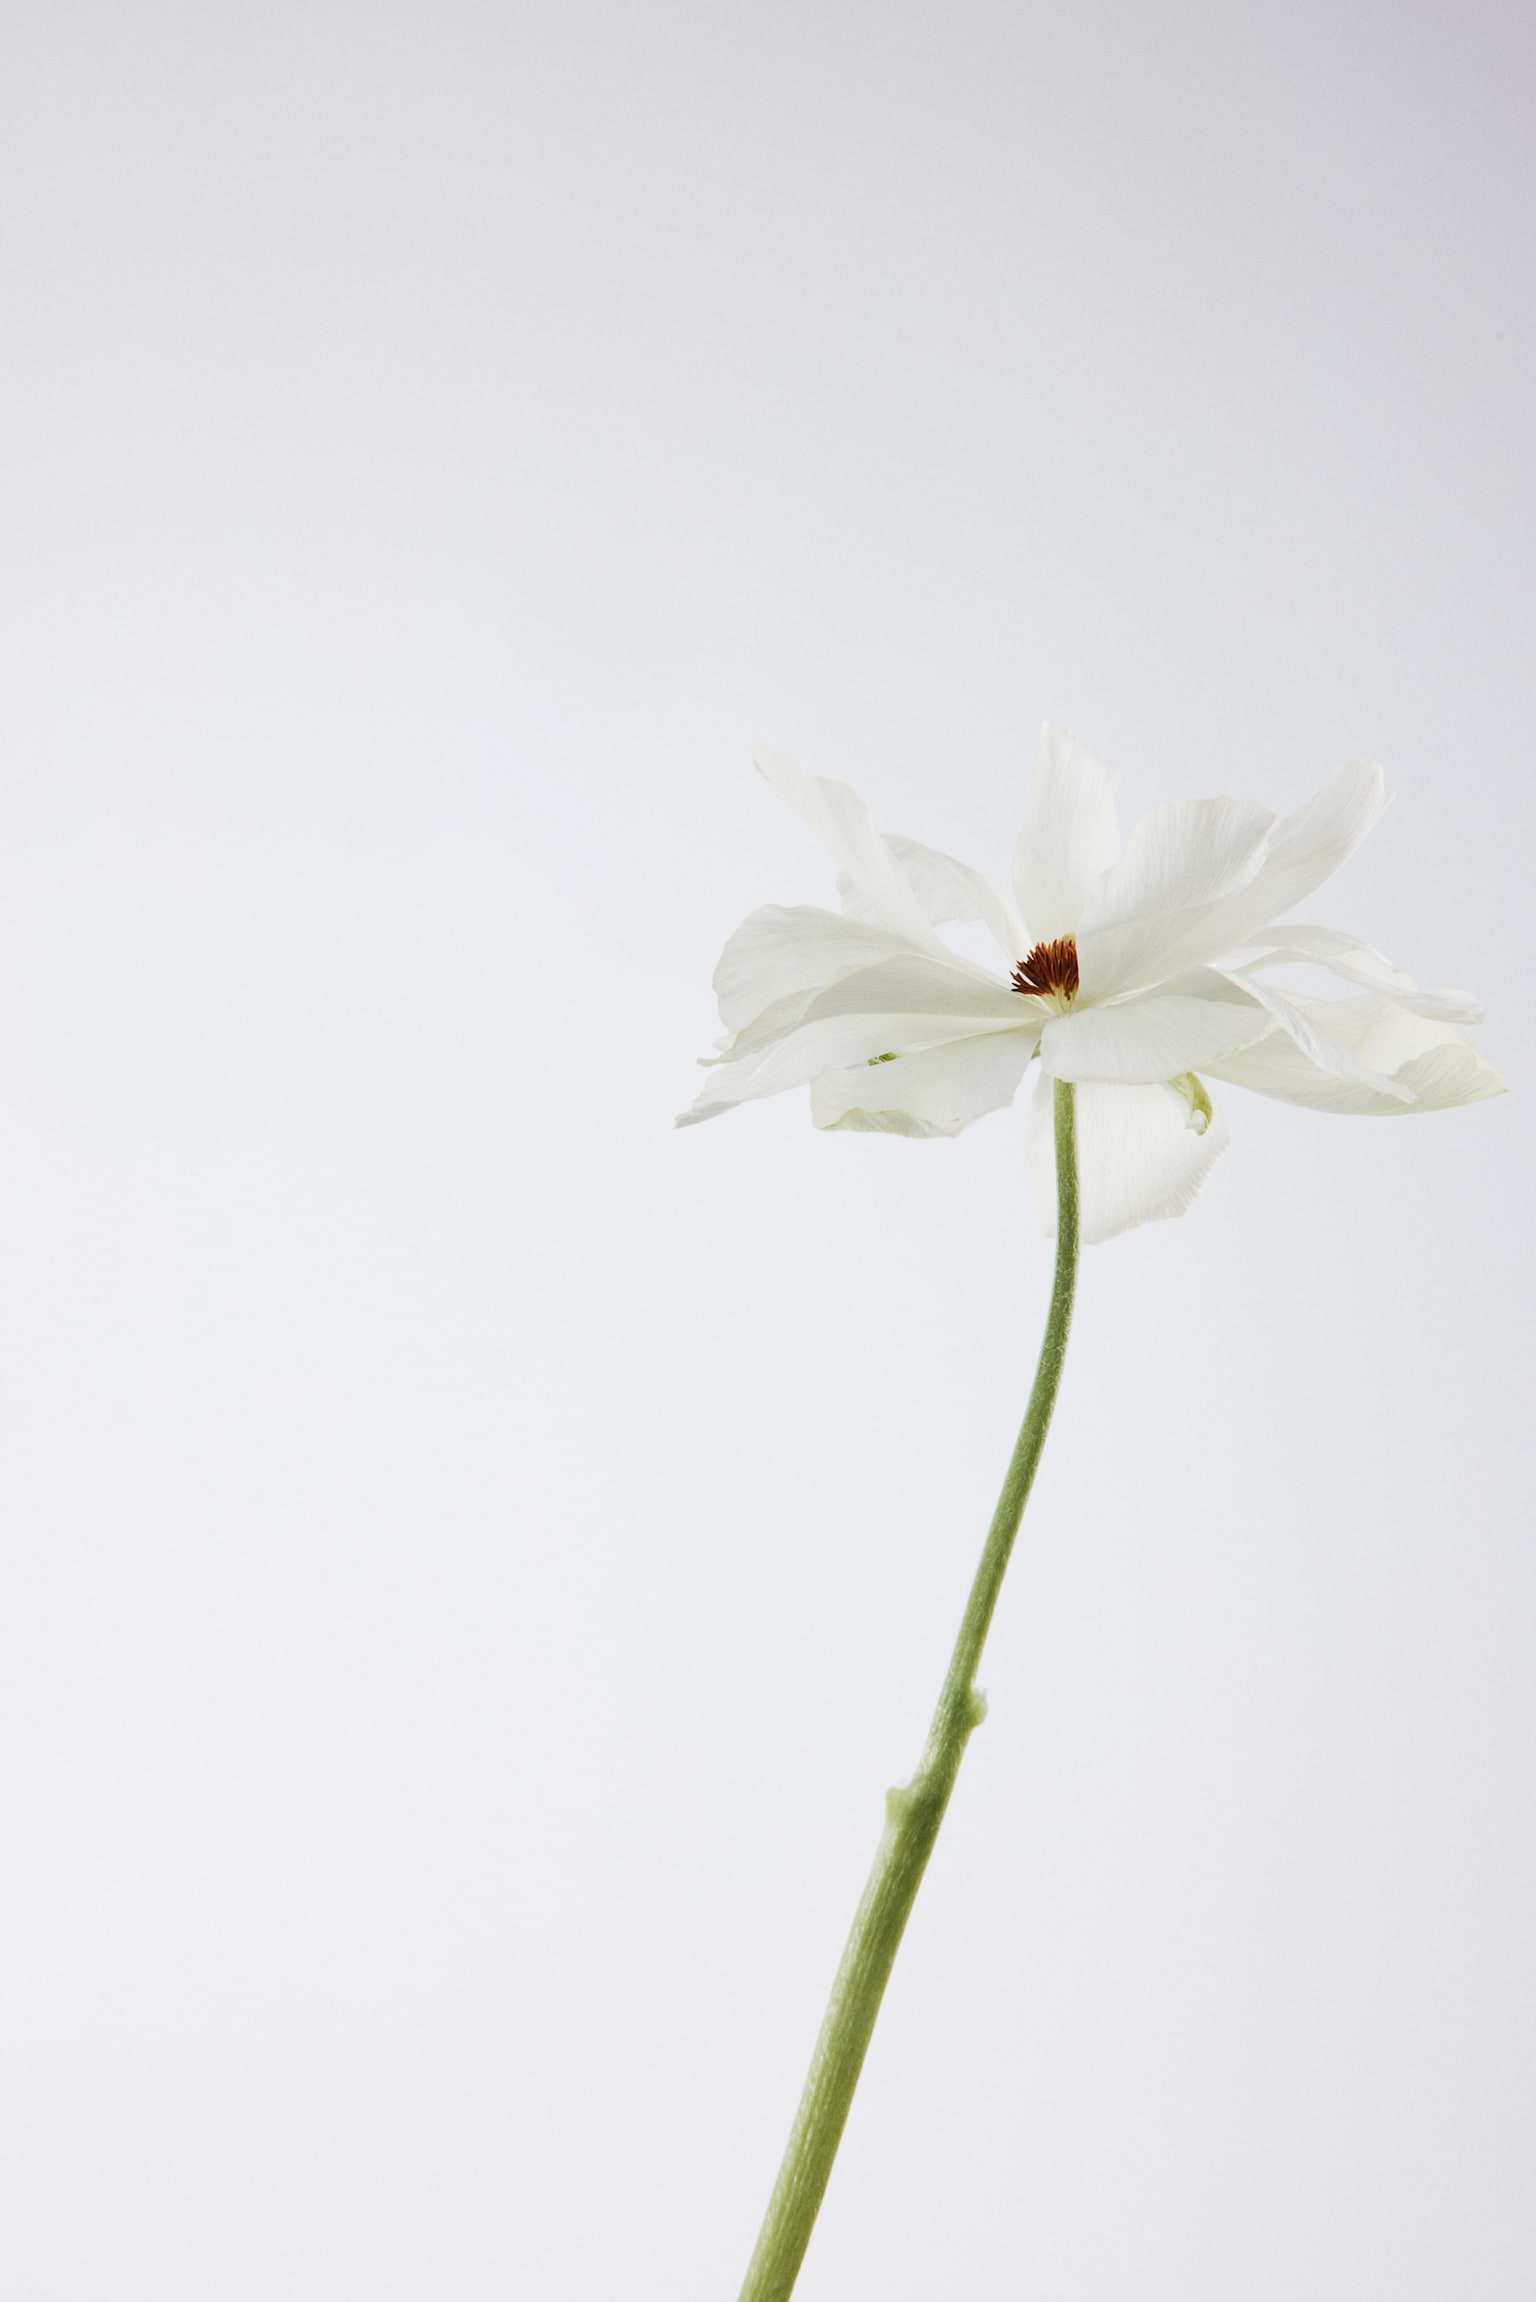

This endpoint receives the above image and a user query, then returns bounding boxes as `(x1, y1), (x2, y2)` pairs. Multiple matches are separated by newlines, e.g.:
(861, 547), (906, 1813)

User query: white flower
(678, 726), (1504, 1242)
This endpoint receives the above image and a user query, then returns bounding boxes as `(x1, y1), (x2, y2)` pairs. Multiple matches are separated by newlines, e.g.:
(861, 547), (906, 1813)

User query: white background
(1, 3), (1532, 2295)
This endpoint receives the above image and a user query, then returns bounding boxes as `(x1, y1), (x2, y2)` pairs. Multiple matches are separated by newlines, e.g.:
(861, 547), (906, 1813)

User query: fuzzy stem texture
(736, 1080), (1081, 2302)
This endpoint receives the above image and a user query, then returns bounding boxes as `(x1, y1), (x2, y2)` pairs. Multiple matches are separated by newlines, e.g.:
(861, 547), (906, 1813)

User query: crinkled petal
(1200, 758), (1391, 952)
(677, 1007), (1028, 1126)
(1026, 1067), (1231, 1244)
(710, 904), (926, 1036)
(1203, 994), (1507, 1114)
(1214, 974), (1414, 1100)
(842, 832), (1027, 961)
(1131, 758), (1391, 982)
(796, 951), (1022, 1024)
(1228, 922), (1484, 1024)
(1011, 723), (1122, 940)
(708, 951), (1020, 1072)
(811, 1030), (1037, 1137)
(1074, 759), (1394, 999)
(1040, 970), (1273, 1083)
(1075, 797), (1276, 1000)
(754, 748), (942, 947)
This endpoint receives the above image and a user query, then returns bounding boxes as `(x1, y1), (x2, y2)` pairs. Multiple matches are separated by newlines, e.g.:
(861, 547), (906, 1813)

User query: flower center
(1010, 936), (1079, 1002)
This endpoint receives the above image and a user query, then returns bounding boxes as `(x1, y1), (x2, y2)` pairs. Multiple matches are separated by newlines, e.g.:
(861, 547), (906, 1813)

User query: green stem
(736, 1079), (1081, 2302)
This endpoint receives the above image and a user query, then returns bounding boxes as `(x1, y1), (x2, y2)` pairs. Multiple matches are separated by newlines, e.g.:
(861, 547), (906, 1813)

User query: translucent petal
(796, 952), (1023, 1025)
(810, 1030), (1036, 1137)
(1203, 757), (1391, 946)
(1216, 975), (1415, 1100)
(1040, 972), (1272, 1083)
(1203, 994), (1507, 1114)
(1011, 724), (1122, 940)
(855, 832), (1028, 961)
(1026, 1067), (1232, 1244)
(754, 749), (941, 947)
(677, 1008), (1031, 1126)
(711, 904), (923, 1035)
(1074, 758), (1393, 998)
(1228, 922), (1484, 1024)
(1074, 797), (1275, 1000)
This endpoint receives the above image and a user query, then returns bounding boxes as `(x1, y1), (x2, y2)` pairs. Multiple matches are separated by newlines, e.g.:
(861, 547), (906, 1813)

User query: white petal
(1136, 758), (1391, 976)
(711, 904), (925, 1035)
(711, 944), (1015, 1069)
(1040, 974), (1273, 1083)
(811, 1031), (1036, 1137)
(1203, 994), (1507, 1115)
(1214, 974), (1415, 1100)
(1026, 1068), (1231, 1244)
(682, 950), (1029, 1124)
(677, 1006), (1031, 1126)
(754, 749), (941, 947)
(1206, 758), (1391, 945)
(861, 832), (1028, 960)
(1228, 922), (1484, 1024)
(796, 952), (1024, 1024)
(1011, 723), (1122, 940)
(1074, 797), (1276, 1000)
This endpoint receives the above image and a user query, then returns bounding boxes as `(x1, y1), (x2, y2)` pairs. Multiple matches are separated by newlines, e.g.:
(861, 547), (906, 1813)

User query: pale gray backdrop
(0, 3), (1531, 2296)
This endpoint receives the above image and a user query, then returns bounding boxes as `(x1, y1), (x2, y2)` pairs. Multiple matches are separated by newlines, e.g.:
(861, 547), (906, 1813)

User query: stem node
(736, 1080), (1080, 2302)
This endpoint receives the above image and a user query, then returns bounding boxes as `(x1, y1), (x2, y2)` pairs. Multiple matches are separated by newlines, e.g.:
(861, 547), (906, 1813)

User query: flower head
(678, 726), (1504, 1241)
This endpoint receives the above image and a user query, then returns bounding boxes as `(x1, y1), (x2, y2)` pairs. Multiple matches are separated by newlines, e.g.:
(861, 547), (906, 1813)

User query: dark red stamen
(1010, 936), (1079, 1000)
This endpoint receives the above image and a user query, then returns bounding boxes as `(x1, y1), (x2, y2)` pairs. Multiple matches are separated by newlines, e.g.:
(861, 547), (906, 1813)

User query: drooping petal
(1025, 1066), (1231, 1244)
(1040, 970), (1273, 1082)
(1214, 974), (1415, 1099)
(711, 904), (926, 1035)
(1074, 797), (1276, 1000)
(1202, 994), (1507, 1115)
(754, 749), (942, 947)
(1011, 723), (1122, 940)
(811, 1029), (1037, 1137)
(1227, 922), (1485, 1024)
(685, 941), (1029, 1126)
(795, 951), (1024, 1024)
(677, 1003), (1032, 1126)
(852, 832), (1028, 961)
